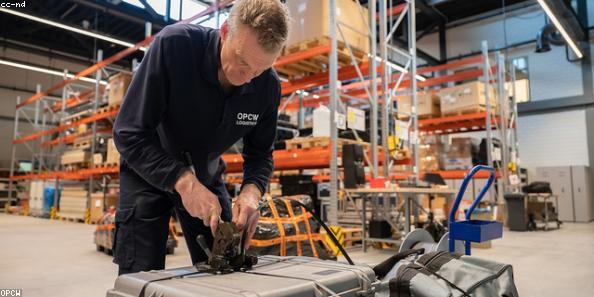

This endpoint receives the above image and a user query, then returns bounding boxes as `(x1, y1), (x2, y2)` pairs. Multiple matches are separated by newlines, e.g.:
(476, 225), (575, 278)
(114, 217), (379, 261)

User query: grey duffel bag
(374, 250), (519, 297)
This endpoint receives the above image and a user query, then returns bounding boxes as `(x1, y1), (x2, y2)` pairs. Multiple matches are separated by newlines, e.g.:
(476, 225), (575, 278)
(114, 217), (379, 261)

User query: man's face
(220, 23), (279, 86)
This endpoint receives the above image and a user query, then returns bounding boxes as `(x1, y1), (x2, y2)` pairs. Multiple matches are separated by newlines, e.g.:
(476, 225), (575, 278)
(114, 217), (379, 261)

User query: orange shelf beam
(419, 112), (499, 134)
(222, 146), (387, 174)
(50, 87), (105, 112)
(309, 169), (500, 183)
(376, 4), (406, 20)
(274, 44), (331, 68)
(10, 165), (119, 181)
(13, 107), (118, 144)
(41, 128), (113, 147)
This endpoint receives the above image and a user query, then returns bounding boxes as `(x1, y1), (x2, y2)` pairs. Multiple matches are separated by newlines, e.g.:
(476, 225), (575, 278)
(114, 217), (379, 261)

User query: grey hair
(227, 0), (290, 53)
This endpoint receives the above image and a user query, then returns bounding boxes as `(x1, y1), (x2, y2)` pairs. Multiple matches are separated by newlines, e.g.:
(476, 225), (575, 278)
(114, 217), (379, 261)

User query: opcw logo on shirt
(236, 113), (259, 126)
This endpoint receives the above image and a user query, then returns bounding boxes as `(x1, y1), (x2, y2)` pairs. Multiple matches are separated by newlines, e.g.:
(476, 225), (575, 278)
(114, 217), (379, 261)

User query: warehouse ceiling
(0, 0), (534, 70)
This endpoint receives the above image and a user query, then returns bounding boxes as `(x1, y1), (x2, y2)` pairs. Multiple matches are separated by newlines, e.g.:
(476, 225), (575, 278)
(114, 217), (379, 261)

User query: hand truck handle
(448, 165), (496, 224)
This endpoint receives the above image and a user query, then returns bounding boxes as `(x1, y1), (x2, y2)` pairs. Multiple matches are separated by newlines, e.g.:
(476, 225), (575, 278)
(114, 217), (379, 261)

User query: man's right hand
(174, 170), (222, 235)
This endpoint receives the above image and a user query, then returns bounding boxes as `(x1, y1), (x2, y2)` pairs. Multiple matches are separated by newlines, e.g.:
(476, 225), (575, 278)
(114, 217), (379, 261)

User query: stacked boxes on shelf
(106, 138), (120, 165)
(397, 92), (441, 120)
(419, 136), (442, 172)
(285, 0), (369, 52)
(60, 149), (91, 168)
(443, 138), (477, 170)
(89, 192), (119, 223)
(57, 185), (88, 221)
(437, 81), (497, 116)
(108, 73), (132, 107)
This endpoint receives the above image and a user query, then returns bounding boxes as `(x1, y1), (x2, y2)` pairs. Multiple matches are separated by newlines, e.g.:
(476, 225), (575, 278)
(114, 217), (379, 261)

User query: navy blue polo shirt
(113, 23), (280, 200)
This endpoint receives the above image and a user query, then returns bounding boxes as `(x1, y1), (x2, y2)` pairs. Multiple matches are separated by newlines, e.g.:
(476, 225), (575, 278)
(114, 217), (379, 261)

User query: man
(112, 0), (289, 275)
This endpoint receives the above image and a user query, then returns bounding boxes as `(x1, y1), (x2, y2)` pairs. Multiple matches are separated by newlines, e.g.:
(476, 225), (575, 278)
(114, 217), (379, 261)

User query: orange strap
(266, 195), (286, 256)
(300, 206), (319, 258)
(250, 233), (325, 247)
(282, 199), (302, 256)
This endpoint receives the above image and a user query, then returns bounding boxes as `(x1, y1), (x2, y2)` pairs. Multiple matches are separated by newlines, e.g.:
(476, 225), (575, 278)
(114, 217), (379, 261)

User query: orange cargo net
(249, 195), (323, 258)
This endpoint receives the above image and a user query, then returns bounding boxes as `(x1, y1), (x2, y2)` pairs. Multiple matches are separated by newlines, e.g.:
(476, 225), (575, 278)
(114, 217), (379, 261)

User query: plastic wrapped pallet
(57, 186), (88, 221)
(251, 195), (332, 260)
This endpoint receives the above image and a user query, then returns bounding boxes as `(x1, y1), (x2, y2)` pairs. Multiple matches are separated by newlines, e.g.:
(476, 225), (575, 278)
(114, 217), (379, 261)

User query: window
(509, 56), (530, 103)
(124, 0), (214, 23)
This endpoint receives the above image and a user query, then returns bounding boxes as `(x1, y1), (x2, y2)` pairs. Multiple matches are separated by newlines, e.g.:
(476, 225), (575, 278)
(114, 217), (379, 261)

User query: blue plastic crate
(450, 220), (503, 243)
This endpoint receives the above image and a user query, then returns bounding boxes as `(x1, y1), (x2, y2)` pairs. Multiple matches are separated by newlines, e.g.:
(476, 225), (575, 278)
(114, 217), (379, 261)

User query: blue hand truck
(448, 165), (503, 255)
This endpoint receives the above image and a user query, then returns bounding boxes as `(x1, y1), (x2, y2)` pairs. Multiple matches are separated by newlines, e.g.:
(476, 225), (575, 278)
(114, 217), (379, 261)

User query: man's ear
(220, 21), (229, 40)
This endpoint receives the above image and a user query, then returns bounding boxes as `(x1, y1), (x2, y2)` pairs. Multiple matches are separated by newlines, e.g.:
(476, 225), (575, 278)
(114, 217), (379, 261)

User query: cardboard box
(437, 81), (497, 115)
(108, 73), (132, 106)
(93, 153), (103, 166)
(90, 193), (119, 223)
(397, 93), (440, 119)
(60, 149), (91, 165)
(419, 136), (442, 172)
(106, 138), (120, 165)
(285, 0), (369, 53)
(443, 157), (473, 171)
(443, 138), (475, 170)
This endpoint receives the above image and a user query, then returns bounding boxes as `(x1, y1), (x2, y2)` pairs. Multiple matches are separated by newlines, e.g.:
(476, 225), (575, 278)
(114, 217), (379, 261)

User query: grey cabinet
(571, 166), (593, 222)
(535, 166), (593, 222)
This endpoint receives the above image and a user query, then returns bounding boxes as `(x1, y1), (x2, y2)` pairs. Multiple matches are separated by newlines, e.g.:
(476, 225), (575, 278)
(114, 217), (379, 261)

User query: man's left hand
(232, 184), (261, 250)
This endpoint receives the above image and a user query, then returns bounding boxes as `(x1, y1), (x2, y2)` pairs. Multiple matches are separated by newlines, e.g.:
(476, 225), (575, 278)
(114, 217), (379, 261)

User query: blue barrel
(43, 187), (61, 213)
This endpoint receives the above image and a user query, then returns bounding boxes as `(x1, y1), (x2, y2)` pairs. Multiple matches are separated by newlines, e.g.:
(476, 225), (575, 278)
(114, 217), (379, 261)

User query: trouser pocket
(113, 206), (135, 269)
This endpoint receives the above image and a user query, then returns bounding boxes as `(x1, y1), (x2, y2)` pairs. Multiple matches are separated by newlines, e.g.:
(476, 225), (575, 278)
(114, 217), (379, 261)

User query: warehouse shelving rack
(7, 1), (520, 225)
(7, 1), (234, 220)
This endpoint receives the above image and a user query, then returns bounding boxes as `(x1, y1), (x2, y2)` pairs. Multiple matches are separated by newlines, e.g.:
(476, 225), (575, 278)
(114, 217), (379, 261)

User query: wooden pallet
(94, 162), (119, 168)
(74, 139), (92, 149)
(57, 214), (85, 223)
(63, 162), (90, 171)
(275, 36), (368, 79)
(320, 227), (362, 247)
(441, 106), (487, 117)
(96, 103), (121, 115)
(285, 136), (369, 150)
(398, 113), (442, 121)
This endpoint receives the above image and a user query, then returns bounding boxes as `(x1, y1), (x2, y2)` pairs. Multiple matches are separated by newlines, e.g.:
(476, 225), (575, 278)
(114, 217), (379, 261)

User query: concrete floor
(0, 213), (593, 297)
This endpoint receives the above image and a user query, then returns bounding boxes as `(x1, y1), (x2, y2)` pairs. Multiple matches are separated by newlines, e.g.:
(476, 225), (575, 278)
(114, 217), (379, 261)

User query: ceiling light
(0, 8), (146, 52)
(0, 59), (108, 85)
(536, 0), (583, 58)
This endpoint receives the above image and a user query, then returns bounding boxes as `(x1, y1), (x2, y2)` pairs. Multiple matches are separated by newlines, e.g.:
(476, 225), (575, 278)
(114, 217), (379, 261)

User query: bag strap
(373, 248), (425, 279)
(412, 262), (471, 297)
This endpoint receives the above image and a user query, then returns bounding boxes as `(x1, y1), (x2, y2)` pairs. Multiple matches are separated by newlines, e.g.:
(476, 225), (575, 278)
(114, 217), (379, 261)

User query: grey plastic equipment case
(107, 256), (388, 297)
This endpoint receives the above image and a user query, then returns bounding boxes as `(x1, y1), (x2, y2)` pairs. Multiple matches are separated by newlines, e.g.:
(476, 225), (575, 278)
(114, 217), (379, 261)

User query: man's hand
(175, 170), (222, 235)
(232, 184), (262, 249)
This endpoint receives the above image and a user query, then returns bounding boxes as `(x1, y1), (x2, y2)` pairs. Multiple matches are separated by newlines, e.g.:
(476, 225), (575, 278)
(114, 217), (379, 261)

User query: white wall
(517, 109), (589, 172)
(418, 5), (586, 102)
(417, 3), (593, 175)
